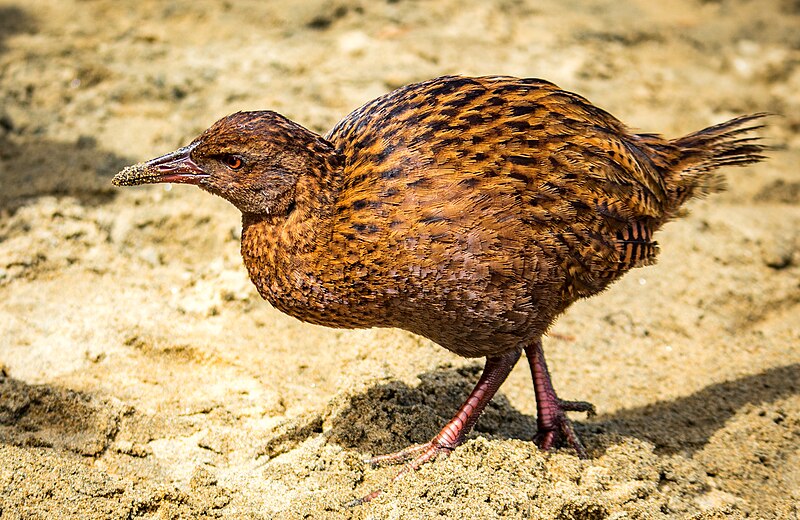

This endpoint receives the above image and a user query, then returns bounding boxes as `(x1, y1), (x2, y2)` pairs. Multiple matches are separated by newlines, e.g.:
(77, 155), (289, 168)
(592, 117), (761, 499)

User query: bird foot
(348, 349), (522, 506)
(362, 440), (453, 468)
(526, 340), (595, 458)
(534, 398), (595, 458)
(348, 441), (454, 506)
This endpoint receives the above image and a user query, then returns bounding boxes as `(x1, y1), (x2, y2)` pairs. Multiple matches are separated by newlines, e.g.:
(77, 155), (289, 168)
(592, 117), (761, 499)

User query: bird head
(112, 111), (339, 216)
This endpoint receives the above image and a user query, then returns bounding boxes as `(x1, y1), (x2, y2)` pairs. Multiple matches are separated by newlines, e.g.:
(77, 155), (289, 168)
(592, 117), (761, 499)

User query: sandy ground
(1, 0), (799, 518)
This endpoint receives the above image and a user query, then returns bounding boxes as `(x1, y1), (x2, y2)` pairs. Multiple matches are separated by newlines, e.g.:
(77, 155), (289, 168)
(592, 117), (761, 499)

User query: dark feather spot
(374, 147), (393, 163)
(353, 222), (379, 234)
(464, 113), (485, 125)
(509, 155), (537, 167)
(421, 215), (449, 224)
(426, 78), (473, 99)
(442, 87), (486, 109)
(424, 120), (448, 133)
(436, 137), (461, 150)
(387, 103), (412, 120)
(505, 120), (529, 132)
(509, 171), (529, 183)
(510, 105), (536, 117)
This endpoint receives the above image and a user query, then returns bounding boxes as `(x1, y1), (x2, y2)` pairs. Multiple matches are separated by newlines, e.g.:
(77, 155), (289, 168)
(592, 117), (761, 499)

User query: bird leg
(352, 347), (522, 505)
(524, 339), (595, 458)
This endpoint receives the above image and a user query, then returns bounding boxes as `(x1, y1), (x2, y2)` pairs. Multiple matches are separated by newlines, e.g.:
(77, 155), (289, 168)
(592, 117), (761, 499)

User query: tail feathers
(666, 113), (769, 208)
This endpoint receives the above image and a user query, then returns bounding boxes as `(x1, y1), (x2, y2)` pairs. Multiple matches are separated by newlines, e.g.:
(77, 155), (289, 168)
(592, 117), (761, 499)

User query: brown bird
(112, 75), (766, 502)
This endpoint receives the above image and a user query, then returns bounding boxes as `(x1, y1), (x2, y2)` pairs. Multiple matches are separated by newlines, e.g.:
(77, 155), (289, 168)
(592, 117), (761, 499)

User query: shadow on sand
(0, 6), (131, 215)
(3, 361), (797, 461)
(0, 135), (132, 215)
(321, 362), (800, 457)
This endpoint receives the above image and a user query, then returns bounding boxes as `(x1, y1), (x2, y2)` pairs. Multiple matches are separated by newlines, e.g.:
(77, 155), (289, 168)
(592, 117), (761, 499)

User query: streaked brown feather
(211, 75), (765, 357)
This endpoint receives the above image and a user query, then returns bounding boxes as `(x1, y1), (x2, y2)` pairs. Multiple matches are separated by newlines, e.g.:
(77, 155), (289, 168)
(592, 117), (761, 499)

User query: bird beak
(112, 142), (208, 187)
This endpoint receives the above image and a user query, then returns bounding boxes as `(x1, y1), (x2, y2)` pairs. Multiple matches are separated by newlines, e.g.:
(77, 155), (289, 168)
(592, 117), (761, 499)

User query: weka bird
(113, 75), (766, 501)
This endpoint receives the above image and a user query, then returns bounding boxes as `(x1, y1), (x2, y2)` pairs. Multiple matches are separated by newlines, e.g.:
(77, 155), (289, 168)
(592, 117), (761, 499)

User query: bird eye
(222, 155), (243, 169)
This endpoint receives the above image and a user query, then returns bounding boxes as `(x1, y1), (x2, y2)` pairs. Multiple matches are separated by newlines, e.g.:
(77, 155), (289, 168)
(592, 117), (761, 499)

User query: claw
(351, 441), (455, 505)
(362, 442), (432, 468)
(534, 404), (589, 458)
(525, 340), (594, 458)
(559, 399), (596, 416)
(349, 349), (522, 505)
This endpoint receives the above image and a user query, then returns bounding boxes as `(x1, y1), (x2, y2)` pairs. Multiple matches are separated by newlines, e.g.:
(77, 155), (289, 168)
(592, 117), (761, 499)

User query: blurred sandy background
(0, 1), (799, 518)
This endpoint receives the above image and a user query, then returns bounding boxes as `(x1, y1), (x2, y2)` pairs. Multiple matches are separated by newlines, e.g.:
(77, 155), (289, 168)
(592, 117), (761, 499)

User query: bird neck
(241, 121), (344, 231)
(241, 145), (343, 233)
(239, 147), (345, 315)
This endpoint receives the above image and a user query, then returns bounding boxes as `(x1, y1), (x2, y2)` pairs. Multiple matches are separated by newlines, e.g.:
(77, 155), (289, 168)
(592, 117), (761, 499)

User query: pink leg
(525, 339), (594, 458)
(351, 348), (522, 505)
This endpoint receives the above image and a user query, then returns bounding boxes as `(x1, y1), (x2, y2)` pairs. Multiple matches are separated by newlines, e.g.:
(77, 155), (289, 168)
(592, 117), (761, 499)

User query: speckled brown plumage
(113, 75), (767, 502)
